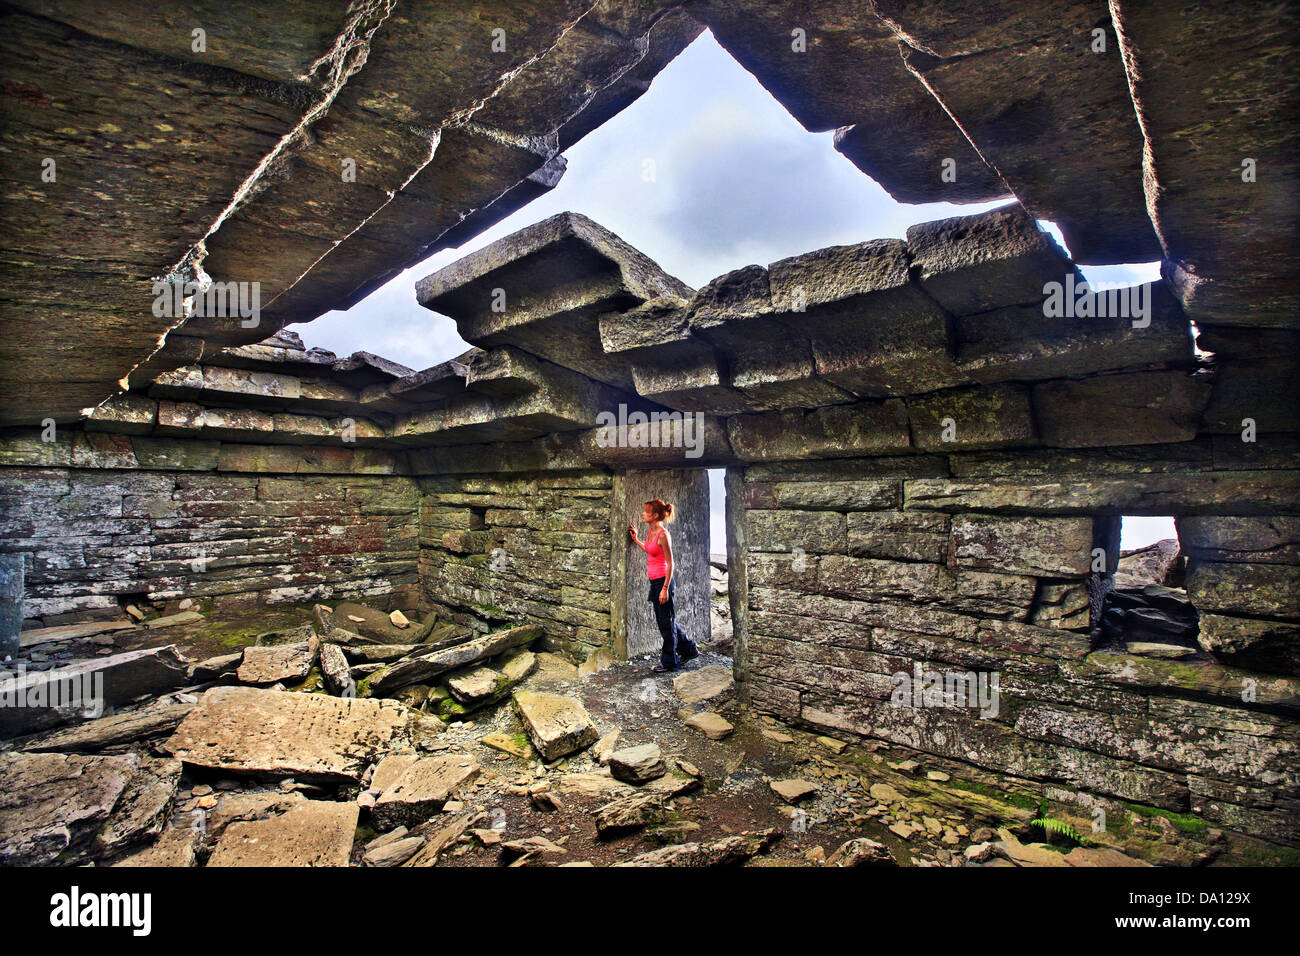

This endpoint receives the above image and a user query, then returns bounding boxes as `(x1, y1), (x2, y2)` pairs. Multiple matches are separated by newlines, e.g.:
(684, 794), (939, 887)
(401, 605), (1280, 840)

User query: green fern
(1029, 815), (1087, 845)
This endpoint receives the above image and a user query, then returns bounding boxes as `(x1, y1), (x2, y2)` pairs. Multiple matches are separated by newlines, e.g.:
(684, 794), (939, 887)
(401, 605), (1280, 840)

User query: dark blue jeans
(648, 576), (698, 668)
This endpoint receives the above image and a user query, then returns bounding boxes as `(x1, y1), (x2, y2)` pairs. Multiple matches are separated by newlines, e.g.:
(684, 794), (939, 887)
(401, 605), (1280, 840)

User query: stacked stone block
(735, 442), (1300, 844)
(418, 471), (614, 653)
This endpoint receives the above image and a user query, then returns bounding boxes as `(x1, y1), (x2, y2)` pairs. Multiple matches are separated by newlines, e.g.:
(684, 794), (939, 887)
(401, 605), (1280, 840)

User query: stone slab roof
(1, 0), (1293, 429)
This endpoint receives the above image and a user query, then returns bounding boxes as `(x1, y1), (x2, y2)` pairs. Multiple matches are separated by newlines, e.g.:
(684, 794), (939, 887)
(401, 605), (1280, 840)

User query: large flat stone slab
(164, 686), (425, 783)
(207, 800), (359, 867)
(885, 1), (1160, 264)
(333, 602), (435, 644)
(372, 754), (481, 830)
(20, 701), (193, 753)
(237, 640), (317, 685)
(0, 751), (178, 866)
(0, 644), (190, 738)
(417, 212), (693, 391)
(673, 665), (735, 704)
(1109, 0), (1300, 326)
(512, 689), (599, 761)
(688, 0), (1007, 203)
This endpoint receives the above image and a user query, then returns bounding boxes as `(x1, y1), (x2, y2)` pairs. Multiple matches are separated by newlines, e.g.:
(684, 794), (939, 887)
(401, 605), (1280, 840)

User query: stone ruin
(0, 1), (1296, 868)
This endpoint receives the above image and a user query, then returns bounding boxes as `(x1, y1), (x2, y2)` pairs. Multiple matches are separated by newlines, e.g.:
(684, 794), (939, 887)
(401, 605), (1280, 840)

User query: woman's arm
(659, 532), (674, 600)
(629, 524), (648, 552)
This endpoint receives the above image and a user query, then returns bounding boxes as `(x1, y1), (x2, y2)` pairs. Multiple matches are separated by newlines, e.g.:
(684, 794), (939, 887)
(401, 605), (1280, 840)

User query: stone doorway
(612, 468), (712, 661)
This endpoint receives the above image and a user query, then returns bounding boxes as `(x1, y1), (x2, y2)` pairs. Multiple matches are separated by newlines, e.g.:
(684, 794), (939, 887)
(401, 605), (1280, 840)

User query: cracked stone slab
(0, 644), (190, 738)
(0, 751), (178, 866)
(372, 754), (481, 830)
(880, 0), (1161, 264)
(207, 800), (359, 867)
(512, 689), (599, 761)
(164, 685), (426, 783)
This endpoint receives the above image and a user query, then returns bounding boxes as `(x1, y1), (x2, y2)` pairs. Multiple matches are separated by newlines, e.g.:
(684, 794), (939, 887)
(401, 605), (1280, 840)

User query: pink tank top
(646, 528), (668, 579)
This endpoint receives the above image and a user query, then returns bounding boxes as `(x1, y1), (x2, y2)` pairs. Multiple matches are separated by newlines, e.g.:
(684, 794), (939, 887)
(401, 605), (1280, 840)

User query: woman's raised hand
(628, 524), (637, 541)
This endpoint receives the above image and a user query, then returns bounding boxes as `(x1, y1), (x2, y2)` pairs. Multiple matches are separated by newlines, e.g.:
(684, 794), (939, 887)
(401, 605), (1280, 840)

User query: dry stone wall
(0, 431), (419, 624)
(417, 470), (614, 654)
(732, 441), (1300, 844)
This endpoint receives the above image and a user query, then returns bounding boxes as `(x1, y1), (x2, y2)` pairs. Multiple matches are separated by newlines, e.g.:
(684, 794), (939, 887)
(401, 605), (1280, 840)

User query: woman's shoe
(651, 662), (677, 673)
(679, 645), (700, 663)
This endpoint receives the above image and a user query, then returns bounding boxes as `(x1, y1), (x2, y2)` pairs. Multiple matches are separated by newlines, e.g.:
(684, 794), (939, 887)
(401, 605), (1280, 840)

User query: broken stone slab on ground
(17, 701), (194, 753)
(0, 644), (191, 738)
(594, 790), (668, 837)
(825, 837), (897, 867)
(207, 800), (360, 867)
(311, 603), (379, 646)
(770, 778), (820, 803)
(367, 623), (543, 696)
(512, 689), (600, 762)
(164, 685), (436, 783)
(685, 711), (734, 740)
(614, 827), (782, 867)
(443, 647), (537, 714)
(0, 751), (180, 866)
(372, 753), (481, 831)
(236, 639), (318, 685)
(332, 601), (435, 644)
(608, 743), (667, 784)
(18, 619), (138, 649)
(672, 664), (735, 704)
(403, 810), (490, 867)
(319, 641), (353, 696)
(110, 826), (200, 867)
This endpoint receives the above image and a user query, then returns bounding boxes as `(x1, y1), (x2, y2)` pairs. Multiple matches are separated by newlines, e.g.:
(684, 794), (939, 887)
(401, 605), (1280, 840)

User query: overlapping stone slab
(417, 212), (694, 391)
(905, 206), (1078, 316)
(0, 1), (708, 426)
(0, 645), (190, 738)
(390, 346), (657, 446)
(878, 0), (1162, 264)
(207, 800), (359, 867)
(686, 265), (857, 410)
(1109, 1), (1300, 327)
(0, 7), (325, 424)
(686, 0), (1008, 203)
(599, 299), (751, 414)
(0, 751), (179, 866)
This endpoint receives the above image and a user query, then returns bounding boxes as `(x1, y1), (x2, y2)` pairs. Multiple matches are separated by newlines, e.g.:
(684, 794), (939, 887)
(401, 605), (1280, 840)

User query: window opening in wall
(707, 468), (732, 654)
(1095, 515), (1199, 657)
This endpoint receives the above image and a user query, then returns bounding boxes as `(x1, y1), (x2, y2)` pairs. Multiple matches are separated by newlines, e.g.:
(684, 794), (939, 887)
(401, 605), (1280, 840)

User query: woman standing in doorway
(629, 498), (700, 673)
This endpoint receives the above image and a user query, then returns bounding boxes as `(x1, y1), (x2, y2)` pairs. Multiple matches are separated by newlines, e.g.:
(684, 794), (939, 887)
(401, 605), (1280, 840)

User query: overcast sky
(288, 30), (1167, 553)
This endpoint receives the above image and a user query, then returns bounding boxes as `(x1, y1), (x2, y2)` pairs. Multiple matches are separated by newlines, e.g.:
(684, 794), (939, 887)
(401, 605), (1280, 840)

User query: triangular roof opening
(289, 30), (1022, 365)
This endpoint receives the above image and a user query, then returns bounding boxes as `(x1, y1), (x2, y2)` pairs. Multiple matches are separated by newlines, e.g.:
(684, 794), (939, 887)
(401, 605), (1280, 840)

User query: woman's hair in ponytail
(644, 498), (674, 523)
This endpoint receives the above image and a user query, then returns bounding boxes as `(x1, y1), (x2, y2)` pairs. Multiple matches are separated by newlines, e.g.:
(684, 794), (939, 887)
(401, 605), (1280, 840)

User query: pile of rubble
(2, 593), (1259, 868)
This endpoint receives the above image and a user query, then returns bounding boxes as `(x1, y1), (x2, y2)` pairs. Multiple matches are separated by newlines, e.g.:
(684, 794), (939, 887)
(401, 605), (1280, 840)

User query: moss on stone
(1122, 801), (1211, 835)
(945, 777), (1040, 812)
(285, 666), (323, 694)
